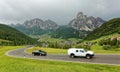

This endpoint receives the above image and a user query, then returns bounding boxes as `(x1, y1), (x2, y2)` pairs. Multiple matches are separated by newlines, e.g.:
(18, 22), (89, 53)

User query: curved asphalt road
(6, 46), (120, 65)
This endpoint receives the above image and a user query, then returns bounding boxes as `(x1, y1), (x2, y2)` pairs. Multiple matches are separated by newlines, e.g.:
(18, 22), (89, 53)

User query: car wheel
(33, 54), (36, 56)
(70, 54), (75, 58)
(86, 55), (91, 59)
(39, 54), (41, 56)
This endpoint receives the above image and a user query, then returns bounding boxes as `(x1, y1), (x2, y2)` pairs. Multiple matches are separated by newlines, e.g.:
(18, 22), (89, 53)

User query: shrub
(103, 45), (111, 50)
(75, 44), (91, 50)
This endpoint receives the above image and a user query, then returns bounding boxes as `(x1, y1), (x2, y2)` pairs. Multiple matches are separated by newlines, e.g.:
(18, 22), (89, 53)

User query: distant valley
(0, 11), (120, 53)
(10, 12), (105, 39)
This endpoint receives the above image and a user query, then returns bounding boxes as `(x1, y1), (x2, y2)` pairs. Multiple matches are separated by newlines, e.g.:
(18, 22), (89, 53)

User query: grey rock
(10, 18), (58, 35)
(69, 12), (105, 31)
(22, 18), (58, 30)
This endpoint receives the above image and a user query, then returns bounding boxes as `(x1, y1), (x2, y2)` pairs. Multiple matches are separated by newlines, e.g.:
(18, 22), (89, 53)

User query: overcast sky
(0, 0), (120, 25)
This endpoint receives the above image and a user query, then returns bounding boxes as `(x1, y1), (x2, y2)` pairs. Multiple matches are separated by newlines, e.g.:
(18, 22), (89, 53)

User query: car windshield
(34, 50), (39, 52)
(39, 50), (45, 53)
(34, 50), (45, 52)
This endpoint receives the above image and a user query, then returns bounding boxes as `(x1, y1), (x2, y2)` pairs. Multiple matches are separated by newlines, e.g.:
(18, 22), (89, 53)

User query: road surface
(6, 46), (120, 65)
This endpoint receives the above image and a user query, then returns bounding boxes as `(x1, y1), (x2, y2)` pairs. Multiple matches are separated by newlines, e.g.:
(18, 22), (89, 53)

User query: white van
(68, 48), (94, 59)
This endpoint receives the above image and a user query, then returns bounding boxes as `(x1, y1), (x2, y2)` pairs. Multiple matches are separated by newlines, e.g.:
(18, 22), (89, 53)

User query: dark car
(32, 50), (47, 56)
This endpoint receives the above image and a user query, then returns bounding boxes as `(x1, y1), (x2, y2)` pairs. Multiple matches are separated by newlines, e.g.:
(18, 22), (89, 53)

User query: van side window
(76, 50), (78, 52)
(80, 50), (84, 53)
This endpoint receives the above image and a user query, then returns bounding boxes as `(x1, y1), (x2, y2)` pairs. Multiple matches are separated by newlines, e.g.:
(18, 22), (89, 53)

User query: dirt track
(6, 46), (120, 65)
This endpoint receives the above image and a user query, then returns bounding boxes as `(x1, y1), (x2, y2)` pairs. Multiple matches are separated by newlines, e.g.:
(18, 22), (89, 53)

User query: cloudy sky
(0, 0), (120, 25)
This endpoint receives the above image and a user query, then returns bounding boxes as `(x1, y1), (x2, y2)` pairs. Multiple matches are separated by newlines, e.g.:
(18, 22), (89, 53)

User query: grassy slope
(38, 34), (64, 42)
(85, 18), (120, 40)
(0, 46), (120, 72)
(38, 34), (80, 42)
(88, 33), (120, 42)
(28, 34), (120, 54)
(89, 33), (120, 54)
(29, 33), (120, 54)
(91, 44), (120, 54)
(0, 39), (11, 44)
(50, 26), (80, 39)
(0, 24), (36, 45)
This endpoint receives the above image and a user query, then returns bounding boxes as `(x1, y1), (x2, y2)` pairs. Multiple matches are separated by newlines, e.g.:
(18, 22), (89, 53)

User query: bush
(99, 38), (111, 46)
(103, 45), (111, 50)
(75, 44), (91, 50)
(99, 37), (120, 49)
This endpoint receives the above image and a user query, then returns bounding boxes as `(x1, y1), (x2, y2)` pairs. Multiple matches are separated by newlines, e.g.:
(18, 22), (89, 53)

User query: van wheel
(70, 54), (75, 58)
(86, 55), (91, 59)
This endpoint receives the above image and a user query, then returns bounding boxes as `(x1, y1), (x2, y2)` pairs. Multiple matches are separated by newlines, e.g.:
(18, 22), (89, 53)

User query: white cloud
(0, 0), (120, 25)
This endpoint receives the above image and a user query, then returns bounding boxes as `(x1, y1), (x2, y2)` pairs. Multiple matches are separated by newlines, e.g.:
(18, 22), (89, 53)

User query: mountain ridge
(10, 18), (58, 35)
(69, 12), (105, 31)
(10, 12), (106, 39)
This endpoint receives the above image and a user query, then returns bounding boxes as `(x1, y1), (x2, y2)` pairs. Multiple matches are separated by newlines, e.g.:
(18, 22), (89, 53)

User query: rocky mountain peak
(23, 18), (44, 28)
(76, 12), (87, 20)
(10, 18), (59, 35)
(44, 19), (58, 30)
(77, 12), (83, 17)
(69, 12), (105, 31)
(20, 18), (58, 30)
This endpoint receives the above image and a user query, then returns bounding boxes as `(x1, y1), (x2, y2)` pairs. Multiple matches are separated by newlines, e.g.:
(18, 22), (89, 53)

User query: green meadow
(0, 46), (120, 72)
(89, 33), (120, 54)
(37, 34), (80, 42)
(91, 44), (120, 54)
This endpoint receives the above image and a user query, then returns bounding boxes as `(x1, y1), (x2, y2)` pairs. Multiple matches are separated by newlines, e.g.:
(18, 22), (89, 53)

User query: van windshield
(84, 50), (87, 52)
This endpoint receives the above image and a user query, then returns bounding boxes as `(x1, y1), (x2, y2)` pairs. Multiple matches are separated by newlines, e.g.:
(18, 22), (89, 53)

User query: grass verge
(26, 47), (67, 54)
(0, 46), (120, 72)
(91, 44), (120, 54)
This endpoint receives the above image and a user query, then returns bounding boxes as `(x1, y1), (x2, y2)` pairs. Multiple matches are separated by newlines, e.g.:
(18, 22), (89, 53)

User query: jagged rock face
(44, 19), (58, 30)
(69, 12), (105, 31)
(23, 18), (58, 30)
(10, 18), (58, 35)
